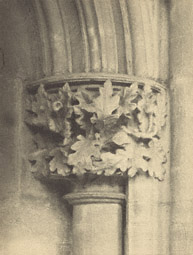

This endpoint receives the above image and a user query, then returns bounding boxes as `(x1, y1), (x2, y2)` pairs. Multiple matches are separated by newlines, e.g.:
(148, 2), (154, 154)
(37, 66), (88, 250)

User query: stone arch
(0, 1), (171, 255)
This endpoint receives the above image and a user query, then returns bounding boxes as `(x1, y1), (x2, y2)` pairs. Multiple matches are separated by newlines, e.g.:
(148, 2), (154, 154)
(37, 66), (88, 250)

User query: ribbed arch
(30, 0), (168, 82)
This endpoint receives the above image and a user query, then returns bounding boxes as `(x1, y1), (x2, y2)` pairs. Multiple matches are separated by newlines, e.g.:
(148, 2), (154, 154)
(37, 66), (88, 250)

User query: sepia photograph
(0, 0), (191, 254)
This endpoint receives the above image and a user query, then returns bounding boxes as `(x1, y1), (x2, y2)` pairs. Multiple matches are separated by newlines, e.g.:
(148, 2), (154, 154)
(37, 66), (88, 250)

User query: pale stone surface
(127, 175), (170, 255)
(0, 1), (72, 254)
(64, 181), (124, 255)
(2, 0), (193, 255)
(73, 203), (122, 255)
(170, 1), (193, 254)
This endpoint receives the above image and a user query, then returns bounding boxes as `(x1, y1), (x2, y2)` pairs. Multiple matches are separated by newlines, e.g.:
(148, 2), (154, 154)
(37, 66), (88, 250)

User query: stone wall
(1, 0), (193, 255)
(170, 1), (193, 254)
(0, 1), (71, 254)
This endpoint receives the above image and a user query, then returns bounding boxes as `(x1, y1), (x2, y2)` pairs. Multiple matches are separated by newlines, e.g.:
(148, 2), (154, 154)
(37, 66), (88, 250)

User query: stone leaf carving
(26, 83), (73, 138)
(27, 80), (167, 180)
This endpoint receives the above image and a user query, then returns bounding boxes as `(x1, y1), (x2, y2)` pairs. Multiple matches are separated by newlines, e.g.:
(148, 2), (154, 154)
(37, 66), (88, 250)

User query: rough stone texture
(73, 203), (122, 255)
(126, 1), (170, 254)
(0, 1), (72, 254)
(170, 1), (193, 254)
(2, 0), (193, 254)
(63, 180), (125, 255)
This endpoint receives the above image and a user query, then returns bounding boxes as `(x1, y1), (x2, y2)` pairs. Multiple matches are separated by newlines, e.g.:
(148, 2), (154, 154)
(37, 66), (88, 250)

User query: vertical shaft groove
(57, 0), (73, 73)
(81, 0), (101, 72)
(40, 0), (68, 75)
(33, 0), (52, 76)
(119, 0), (133, 75)
(75, 0), (91, 72)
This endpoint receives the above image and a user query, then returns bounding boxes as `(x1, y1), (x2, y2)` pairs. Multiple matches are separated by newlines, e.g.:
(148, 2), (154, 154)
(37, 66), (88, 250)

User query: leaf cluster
(27, 80), (167, 180)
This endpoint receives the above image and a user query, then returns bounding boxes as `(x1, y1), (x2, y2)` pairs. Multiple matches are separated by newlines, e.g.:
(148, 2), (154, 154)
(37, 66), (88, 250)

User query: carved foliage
(26, 80), (167, 180)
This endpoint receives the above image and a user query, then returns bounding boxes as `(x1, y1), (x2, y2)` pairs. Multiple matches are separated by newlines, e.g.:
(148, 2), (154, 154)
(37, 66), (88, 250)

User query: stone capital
(26, 75), (167, 182)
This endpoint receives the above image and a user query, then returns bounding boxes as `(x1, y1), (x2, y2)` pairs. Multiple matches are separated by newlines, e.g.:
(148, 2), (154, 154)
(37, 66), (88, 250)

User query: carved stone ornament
(26, 79), (167, 181)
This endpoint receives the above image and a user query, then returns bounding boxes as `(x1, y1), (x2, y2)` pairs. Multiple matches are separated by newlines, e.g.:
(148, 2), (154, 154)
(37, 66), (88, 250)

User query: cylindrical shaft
(64, 180), (125, 255)
(72, 202), (122, 255)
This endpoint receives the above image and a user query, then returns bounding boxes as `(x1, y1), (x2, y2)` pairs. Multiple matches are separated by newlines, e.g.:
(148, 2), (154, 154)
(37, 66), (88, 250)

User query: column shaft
(73, 203), (122, 255)
(64, 181), (125, 255)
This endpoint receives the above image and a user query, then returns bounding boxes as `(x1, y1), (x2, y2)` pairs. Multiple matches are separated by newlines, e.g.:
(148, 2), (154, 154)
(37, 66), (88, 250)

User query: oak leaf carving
(67, 135), (101, 175)
(48, 83), (73, 138)
(49, 148), (71, 176)
(112, 131), (147, 177)
(27, 80), (167, 180)
(73, 88), (94, 131)
(144, 139), (167, 180)
(29, 149), (49, 177)
(117, 82), (139, 118)
(29, 84), (52, 128)
(91, 80), (120, 122)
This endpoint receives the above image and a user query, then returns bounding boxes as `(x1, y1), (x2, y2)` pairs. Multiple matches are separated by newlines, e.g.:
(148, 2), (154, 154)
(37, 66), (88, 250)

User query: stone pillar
(64, 179), (125, 255)
(26, 75), (167, 255)
(170, 1), (193, 254)
(26, 5), (169, 255)
(0, 1), (169, 254)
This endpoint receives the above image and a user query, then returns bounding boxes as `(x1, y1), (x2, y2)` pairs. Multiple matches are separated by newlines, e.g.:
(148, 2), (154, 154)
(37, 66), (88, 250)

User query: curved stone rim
(63, 192), (126, 205)
(27, 72), (166, 92)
